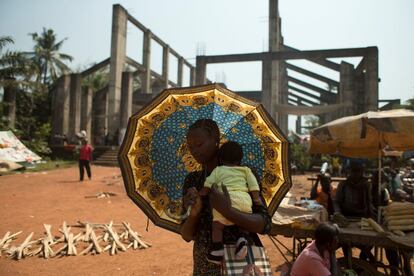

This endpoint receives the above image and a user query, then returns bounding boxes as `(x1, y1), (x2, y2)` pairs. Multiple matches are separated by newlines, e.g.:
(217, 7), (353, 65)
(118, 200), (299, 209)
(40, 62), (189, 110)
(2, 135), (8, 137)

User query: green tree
(290, 142), (311, 173)
(405, 97), (414, 110)
(0, 36), (37, 88)
(302, 115), (320, 134)
(28, 28), (73, 85)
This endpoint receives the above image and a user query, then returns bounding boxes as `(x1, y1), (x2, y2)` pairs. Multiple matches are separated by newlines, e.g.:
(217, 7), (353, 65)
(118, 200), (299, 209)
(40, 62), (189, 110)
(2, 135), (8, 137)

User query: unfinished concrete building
(49, 1), (386, 164)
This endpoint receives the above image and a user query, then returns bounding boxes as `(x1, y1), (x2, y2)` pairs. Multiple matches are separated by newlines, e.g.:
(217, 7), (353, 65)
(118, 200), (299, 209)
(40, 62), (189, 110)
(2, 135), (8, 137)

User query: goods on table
(384, 202), (414, 234)
(360, 218), (385, 235)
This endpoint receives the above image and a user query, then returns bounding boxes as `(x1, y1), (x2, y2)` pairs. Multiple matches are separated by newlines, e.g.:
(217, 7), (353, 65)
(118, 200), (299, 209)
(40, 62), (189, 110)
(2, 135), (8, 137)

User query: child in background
(199, 141), (263, 264)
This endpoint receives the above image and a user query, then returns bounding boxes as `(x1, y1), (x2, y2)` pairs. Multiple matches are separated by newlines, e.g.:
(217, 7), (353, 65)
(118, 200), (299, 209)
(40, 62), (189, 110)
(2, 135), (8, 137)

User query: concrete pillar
(2, 77), (16, 128)
(108, 4), (127, 138)
(68, 73), (82, 142)
(142, 30), (152, 94)
(268, 0), (287, 133)
(339, 61), (355, 118)
(81, 86), (93, 143)
(354, 73), (365, 114)
(93, 87), (108, 145)
(177, 57), (184, 87)
(162, 45), (170, 89)
(51, 75), (71, 144)
(295, 117), (302, 134)
(190, 67), (196, 86)
(295, 99), (302, 134)
(261, 60), (272, 113)
(195, 56), (207, 85)
(364, 47), (378, 112)
(120, 72), (133, 130)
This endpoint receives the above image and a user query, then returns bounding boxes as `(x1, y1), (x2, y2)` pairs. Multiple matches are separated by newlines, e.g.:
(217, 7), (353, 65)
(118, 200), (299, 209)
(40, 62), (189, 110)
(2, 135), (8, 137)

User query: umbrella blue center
(150, 103), (265, 201)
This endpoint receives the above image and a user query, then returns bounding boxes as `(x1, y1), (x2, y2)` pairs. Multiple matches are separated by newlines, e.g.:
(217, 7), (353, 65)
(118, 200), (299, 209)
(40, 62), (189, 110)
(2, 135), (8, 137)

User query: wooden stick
(122, 222), (151, 248)
(43, 224), (54, 243)
(15, 232), (34, 260)
(80, 243), (93, 255)
(90, 230), (103, 254)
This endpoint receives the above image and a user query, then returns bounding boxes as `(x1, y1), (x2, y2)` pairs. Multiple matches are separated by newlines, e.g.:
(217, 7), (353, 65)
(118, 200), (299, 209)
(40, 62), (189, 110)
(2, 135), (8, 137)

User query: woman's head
(219, 141), (243, 165)
(315, 222), (339, 251)
(186, 119), (220, 165)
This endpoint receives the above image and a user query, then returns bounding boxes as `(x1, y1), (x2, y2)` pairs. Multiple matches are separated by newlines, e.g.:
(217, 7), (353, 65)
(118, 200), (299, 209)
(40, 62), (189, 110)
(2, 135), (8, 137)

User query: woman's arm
(180, 187), (202, 242)
(209, 184), (267, 234)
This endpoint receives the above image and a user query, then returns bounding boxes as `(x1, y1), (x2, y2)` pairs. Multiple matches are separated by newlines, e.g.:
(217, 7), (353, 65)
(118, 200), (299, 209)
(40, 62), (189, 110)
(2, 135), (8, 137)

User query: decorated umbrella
(309, 109), (414, 218)
(118, 83), (291, 233)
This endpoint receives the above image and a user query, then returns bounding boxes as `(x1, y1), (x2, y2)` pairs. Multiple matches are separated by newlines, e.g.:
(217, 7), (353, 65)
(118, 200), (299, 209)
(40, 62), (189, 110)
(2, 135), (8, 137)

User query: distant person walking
(79, 139), (93, 181)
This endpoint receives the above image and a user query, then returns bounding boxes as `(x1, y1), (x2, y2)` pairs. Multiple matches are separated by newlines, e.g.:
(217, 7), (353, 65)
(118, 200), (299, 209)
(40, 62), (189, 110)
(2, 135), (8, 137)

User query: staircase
(94, 146), (119, 166)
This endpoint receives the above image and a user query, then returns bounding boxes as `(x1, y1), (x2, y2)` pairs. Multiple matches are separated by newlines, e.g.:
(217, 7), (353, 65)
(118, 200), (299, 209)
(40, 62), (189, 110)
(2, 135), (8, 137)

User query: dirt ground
(0, 165), (311, 276)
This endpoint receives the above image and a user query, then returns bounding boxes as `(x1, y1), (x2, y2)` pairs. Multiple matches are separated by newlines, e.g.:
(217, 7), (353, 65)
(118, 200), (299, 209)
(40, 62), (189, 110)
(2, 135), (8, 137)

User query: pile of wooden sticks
(0, 221), (151, 260)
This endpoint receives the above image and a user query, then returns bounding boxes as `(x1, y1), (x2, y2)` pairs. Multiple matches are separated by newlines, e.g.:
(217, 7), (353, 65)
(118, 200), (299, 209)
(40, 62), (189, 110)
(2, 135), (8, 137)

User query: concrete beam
(81, 58), (110, 78)
(288, 85), (323, 102)
(288, 93), (319, 106)
(286, 63), (339, 87)
(127, 13), (193, 70)
(283, 45), (340, 71)
(234, 91), (262, 102)
(199, 47), (370, 64)
(288, 76), (336, 102)
(355, 57), (365, 75)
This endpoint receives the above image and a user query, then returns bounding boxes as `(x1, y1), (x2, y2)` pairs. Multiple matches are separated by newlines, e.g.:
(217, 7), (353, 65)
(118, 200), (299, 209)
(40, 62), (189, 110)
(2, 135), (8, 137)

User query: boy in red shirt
(79, 139), (93, 181)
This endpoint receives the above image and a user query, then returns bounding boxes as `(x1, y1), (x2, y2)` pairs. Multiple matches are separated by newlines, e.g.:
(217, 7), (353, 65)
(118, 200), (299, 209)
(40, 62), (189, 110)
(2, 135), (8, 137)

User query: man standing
(79, 139), (93, 181)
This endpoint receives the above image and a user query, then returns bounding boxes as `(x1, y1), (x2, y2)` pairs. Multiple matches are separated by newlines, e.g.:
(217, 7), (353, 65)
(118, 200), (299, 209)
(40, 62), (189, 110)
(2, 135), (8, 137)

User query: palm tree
(0, 36), (37, 88)
(28, 28), (73, 85)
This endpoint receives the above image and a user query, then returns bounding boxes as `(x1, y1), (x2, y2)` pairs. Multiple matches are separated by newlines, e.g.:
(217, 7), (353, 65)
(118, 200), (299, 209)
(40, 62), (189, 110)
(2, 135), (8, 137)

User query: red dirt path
(0, 166), (310, 275)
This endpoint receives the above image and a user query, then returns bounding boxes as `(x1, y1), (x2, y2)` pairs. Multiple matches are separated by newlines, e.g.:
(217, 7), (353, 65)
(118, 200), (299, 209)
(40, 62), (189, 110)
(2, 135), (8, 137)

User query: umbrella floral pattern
(119, 84), (291, 233)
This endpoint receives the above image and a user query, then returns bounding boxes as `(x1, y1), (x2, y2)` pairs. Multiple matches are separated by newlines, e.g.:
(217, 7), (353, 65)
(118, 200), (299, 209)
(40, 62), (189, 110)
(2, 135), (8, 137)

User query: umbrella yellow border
(119, 83), (292, 233)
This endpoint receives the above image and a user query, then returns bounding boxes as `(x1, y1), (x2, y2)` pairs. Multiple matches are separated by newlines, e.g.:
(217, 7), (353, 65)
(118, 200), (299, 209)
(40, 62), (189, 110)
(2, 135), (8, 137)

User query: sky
(1, 0), (413, 130)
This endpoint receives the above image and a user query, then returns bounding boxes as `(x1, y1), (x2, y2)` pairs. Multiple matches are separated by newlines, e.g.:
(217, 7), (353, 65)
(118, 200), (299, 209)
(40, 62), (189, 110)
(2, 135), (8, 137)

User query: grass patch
(1, 160), (76, 176)
(26, 160), (77, 172)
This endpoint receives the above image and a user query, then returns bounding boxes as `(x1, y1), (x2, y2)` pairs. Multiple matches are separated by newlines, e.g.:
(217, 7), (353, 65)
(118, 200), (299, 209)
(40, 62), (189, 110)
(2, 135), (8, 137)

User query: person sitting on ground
(198, 141), (264, 264)
(310, 173), (335, 216)
(290, 222), (340, 276)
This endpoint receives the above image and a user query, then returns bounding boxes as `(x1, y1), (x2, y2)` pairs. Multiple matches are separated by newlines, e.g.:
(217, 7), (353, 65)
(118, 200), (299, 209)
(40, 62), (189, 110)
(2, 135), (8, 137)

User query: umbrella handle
(165, 206), (191, 221)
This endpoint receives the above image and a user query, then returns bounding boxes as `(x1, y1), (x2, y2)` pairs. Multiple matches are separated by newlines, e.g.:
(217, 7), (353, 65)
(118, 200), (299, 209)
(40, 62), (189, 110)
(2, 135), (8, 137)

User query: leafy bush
(290, 142), (311, 173)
